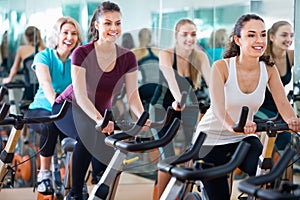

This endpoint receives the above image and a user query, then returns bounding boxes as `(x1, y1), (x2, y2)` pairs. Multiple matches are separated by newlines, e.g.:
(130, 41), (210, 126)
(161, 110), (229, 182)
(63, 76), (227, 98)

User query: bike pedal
(37, 192), (54, 200)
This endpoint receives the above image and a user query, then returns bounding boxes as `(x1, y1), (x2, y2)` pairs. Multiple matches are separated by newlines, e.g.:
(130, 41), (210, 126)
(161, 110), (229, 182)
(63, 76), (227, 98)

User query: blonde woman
(152, 18), (211, 199)
(25, 17), (82, 196)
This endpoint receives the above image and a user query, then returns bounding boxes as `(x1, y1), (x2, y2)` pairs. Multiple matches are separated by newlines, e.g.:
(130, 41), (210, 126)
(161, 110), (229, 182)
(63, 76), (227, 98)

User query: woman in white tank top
(192, 14), (300, 200)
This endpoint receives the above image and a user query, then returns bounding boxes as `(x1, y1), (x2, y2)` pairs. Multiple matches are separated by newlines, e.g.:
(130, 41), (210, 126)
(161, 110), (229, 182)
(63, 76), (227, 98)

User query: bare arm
(198, 51), (211, 87)
(125, 70), (145, 118)
(71, 65), (102, 123)
(209, 60), (235, 131)
(35, 63), (56, 105)
(268, 65), (296, 121)
(159, 49), (182, 102)
(2, 47), (22, 83)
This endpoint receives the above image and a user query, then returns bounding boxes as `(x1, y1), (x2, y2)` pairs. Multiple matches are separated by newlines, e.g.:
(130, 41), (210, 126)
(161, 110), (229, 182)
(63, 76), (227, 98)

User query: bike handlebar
(104, 111), (149, 147)
(0, 103), (10, 121)
(157, 132), (206, 172)
(111, 118), (181, 152)
(158, 141), (250, 181)
(238, 146), (296, 200)
(0, 87), (7, 101)
(177, 91), (187, 109)
(3, 80), (26, 89)
(233, 106), (290, 133)
(95, 109), (113, 135)
(0, 100), (71, 126)
(232, 106), (249, 132)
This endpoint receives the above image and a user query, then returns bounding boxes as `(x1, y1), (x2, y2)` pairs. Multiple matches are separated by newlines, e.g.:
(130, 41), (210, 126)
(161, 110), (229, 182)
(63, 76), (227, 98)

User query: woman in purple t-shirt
(55, 1), (150, 199)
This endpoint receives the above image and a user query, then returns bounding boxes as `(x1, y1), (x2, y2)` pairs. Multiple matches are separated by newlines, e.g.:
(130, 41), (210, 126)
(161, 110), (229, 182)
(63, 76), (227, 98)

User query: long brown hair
(25, 26), (46, 50)
(265, 21), (292, 60)
(223, 14), (274, 66)
(175, 19), (200, 89)
(89, 1), (121, 41)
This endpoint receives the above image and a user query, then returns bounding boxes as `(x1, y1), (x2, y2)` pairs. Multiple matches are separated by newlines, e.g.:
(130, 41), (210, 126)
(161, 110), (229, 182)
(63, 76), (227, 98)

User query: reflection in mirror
(0, 0), (297, 192)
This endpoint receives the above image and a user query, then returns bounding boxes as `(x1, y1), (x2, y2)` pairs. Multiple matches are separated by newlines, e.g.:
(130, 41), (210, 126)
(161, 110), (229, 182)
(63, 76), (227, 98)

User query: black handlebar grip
(178, 91), (188, 109)
(0, 87), (8, 101)
(233, 106), (249, 132)
(100, 109), (112, 130)
(95, 109), (112, 134)
(0, 103), (10, 121)
(136, 111), (149, 127)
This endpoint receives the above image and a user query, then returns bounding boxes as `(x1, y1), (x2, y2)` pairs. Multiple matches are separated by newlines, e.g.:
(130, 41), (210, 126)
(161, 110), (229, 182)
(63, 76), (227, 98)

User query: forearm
(7, 66), (18, 80)
(40, 82), (56, 105)
(128, 93), (145, 118)
(160, 66), (181, 102)
(75, 92), (102, 123)
(211, 105), (235, 131)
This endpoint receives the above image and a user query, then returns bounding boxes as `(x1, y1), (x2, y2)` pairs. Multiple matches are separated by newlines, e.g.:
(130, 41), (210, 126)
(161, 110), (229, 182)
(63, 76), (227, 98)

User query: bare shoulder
(194, 48), (207, 57)
(19, 45), (35, 57)
(212, 59), (229, 77)
(159, 48), (173, 58)
(265, 64), (278, 78)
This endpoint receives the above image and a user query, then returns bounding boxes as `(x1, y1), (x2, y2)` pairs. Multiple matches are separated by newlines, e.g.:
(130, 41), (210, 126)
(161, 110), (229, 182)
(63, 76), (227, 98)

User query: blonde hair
(47, 16), (82, 50)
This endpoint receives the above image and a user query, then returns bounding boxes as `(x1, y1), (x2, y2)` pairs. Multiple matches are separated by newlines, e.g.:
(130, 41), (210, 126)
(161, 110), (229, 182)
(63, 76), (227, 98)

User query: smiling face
(95, 11), (122, 43)
(175, 22), (197, 51)
(57, 22), (79, 53)
(234, 19), (267, 58)
(270, 24), (293, 51)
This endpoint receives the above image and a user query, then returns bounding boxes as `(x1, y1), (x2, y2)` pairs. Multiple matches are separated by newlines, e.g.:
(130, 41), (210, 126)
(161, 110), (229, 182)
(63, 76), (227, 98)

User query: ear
(233, 35), (240, 46)
(94, 21), (100, 30)
(269, 34), (275, 42)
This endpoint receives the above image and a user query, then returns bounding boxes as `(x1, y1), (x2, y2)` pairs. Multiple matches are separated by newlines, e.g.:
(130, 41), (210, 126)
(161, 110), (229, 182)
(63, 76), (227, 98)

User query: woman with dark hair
(54, 1), (150, 199)
(191, 14), (300, 200)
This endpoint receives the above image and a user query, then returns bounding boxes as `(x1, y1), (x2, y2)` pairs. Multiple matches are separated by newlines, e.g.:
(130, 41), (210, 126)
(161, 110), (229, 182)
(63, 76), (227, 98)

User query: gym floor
(1, 171), (300, 200)
(0, 172), (154, 200)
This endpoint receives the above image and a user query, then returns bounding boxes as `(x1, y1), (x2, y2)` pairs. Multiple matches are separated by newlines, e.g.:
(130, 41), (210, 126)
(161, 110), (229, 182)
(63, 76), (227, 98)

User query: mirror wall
(0, 0), (296, 188)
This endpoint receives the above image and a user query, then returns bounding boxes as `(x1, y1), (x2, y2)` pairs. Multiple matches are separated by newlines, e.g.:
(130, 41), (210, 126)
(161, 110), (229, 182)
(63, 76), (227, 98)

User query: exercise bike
(238, 146), (297, 200)
(0, 99), (70, 191)
(48, 109), (113, 200)
(88, 102), (186, 200)
(235, 106), (300, 199)
(157, 106), (254, 200)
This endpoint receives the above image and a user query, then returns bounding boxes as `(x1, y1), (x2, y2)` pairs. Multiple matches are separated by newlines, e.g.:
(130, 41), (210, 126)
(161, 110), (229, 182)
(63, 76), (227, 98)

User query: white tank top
(193, 56), (268, 146)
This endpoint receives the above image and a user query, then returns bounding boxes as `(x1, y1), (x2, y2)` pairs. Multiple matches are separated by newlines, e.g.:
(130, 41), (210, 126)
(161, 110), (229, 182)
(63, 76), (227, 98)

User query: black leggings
(26, 108), (67, 157)
(201, 136), (263, 200)
(52, 103), (111, 196)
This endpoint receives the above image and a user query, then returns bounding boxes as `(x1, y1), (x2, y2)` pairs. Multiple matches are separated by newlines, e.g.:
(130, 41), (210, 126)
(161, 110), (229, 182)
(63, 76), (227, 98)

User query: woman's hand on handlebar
(142, 119), (152, 131)
(231, 120), (257, 134)
(242, 120), (257, 134)
(286, 117), (300, 132)
(172, 101), (185, 111)
(99, 120), (115, 135)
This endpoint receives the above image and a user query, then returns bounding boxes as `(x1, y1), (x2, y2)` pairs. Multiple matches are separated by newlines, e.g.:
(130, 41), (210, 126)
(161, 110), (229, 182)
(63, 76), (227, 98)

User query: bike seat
(61, 137), (77, 152)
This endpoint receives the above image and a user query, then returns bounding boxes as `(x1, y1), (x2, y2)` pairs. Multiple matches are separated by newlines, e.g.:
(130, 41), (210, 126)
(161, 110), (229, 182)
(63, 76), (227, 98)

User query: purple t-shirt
(57, 42), (137, 114)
